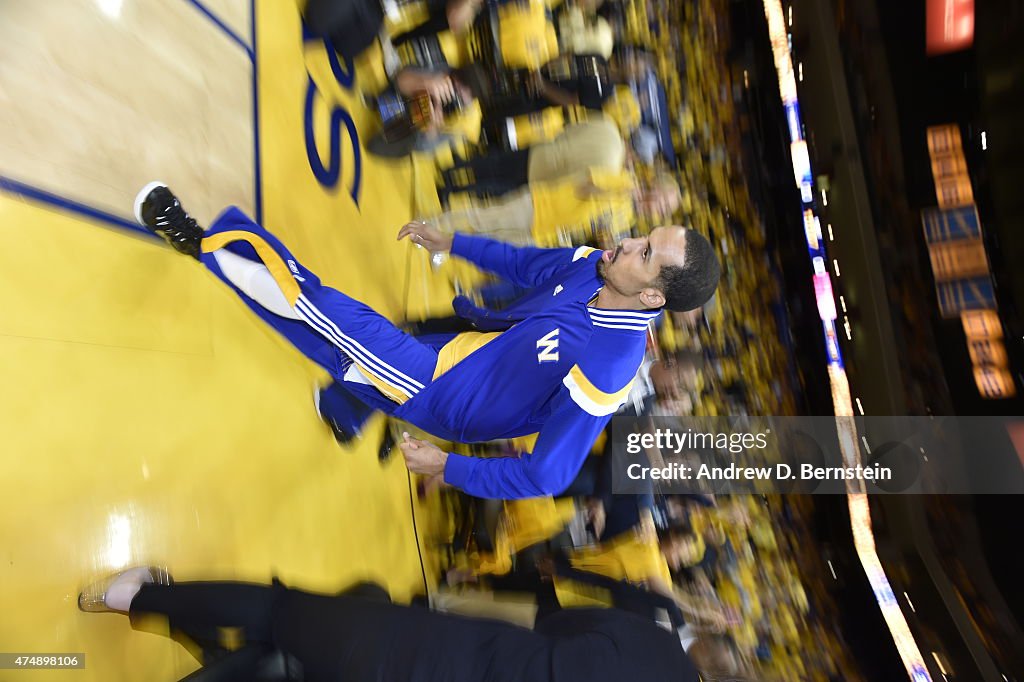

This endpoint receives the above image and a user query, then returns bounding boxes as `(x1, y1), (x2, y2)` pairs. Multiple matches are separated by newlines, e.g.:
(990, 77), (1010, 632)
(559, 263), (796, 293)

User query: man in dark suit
(80, 567), (702, 681)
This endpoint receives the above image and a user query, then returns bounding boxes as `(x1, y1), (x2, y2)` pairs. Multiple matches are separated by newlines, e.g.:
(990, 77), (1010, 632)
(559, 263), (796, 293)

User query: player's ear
(638, 287), (665, 310)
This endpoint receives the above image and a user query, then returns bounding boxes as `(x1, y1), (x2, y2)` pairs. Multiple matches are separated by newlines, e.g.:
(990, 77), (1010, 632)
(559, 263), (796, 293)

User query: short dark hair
(657, 230), (720, 311)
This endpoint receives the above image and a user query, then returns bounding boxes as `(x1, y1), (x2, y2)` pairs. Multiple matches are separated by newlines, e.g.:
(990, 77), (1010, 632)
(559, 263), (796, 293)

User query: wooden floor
(0, 1), (456, 678)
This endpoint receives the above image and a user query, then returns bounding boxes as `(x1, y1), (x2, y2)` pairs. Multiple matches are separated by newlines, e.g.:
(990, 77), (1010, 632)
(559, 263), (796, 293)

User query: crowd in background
(304, 0), (859, 678)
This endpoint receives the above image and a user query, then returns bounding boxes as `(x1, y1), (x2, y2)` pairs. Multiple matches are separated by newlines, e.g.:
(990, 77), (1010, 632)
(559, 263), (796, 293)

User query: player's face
(598, 226), (688, 303)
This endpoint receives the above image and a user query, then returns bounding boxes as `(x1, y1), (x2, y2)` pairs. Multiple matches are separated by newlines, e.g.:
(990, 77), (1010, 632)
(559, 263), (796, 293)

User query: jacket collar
(586, 306), (661, 334)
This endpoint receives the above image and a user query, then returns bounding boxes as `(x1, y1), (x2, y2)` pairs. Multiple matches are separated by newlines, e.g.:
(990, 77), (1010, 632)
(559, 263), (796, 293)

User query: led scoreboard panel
(921, 126), (1014, 398)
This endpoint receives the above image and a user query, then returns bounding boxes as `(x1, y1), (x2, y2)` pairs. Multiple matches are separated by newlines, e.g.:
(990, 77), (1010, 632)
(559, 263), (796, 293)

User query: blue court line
(250, 0), (263, 224)
(0, 176), (156, 239)
(184, 0), (254, 60)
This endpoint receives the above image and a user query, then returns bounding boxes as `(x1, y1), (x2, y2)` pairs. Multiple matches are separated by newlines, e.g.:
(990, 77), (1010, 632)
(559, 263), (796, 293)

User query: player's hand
(400, 432), (449, 476)
(397, 221), (454, 253)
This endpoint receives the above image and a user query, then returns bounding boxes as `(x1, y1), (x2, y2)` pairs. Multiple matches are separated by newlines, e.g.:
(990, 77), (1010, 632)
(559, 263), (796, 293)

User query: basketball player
(132, 182), (718, 499)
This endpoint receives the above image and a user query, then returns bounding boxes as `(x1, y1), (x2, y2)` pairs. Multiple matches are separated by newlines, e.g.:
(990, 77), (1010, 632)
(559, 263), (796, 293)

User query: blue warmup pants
(200, 207), (440, 418)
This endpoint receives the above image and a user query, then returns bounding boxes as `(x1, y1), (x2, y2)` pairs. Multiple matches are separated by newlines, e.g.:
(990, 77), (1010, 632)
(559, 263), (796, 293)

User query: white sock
(212, 249), (301, 320)
(104, 567), (155, 612)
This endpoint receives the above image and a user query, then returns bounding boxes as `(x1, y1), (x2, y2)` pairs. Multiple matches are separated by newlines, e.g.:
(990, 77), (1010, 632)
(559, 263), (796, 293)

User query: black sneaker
(378, 426), (396, 464)
(133, 181), (204, 259)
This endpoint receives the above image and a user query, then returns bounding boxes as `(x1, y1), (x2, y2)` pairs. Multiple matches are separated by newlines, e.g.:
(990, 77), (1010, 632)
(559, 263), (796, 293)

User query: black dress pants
(127, 581), (550, 682)
(129, 581), (390, 655)
(441, 148), (531, 197)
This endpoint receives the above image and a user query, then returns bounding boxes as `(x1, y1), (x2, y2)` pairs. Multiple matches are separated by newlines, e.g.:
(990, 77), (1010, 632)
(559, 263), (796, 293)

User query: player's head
(597, 226), (720, 311)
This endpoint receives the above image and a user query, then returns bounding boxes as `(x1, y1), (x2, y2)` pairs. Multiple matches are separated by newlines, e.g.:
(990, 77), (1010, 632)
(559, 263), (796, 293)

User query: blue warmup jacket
(393, 235), (660, 499)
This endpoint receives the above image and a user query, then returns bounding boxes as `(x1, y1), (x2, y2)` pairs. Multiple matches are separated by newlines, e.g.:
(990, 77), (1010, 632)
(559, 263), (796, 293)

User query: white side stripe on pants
(294, 295), (423, 398)
(296, 295), (424, 391)
(295, 300), (417, 399)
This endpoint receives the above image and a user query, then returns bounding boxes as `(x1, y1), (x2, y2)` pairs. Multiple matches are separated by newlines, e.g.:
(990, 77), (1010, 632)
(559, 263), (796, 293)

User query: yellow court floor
(0, 1), (458, 679)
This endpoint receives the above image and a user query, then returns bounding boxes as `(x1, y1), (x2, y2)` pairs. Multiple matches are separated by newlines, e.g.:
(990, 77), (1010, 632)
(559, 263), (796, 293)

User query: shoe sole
(313, 383), (323, 422)
(133, 180), (168, 227)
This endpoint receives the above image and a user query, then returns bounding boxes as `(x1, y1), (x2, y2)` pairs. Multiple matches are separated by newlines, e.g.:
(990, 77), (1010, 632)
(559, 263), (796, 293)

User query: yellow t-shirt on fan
(555, 516), (671, 608)
(529, 169), (635, 246)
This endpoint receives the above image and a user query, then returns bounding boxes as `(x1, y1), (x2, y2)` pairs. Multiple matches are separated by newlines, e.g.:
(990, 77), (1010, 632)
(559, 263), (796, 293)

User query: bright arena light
(763, 1), (934, 679)
(104, 513), (132, 569)
(931, 652), (948, 676)
(96, 0), (123, 19)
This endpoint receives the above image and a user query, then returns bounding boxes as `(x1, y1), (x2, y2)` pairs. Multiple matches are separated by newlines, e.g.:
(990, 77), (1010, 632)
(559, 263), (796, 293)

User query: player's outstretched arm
(437, 398), (608, 499)
(398, 220), (588, 288)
